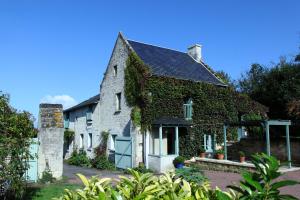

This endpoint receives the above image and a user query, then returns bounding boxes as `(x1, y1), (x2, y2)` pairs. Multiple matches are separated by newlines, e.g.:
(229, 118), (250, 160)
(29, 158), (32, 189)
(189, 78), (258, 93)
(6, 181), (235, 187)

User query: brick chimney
(188, 44), (202, 62)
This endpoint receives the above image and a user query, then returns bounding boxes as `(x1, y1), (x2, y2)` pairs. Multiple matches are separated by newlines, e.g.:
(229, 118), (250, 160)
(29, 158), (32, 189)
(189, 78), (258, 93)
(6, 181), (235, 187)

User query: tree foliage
(0, 92), (36, 198)
(238, 60), (300, 120)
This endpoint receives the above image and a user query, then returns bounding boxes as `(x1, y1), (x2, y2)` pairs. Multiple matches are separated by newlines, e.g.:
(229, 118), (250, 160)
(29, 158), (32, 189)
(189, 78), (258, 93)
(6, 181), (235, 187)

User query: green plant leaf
(271, 180), (299, 190)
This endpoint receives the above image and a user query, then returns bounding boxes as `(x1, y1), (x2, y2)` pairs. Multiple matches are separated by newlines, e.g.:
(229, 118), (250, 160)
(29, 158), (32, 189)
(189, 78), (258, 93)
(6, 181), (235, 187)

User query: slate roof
(64, 94), (100, 113)
(127, 40), (226, 86)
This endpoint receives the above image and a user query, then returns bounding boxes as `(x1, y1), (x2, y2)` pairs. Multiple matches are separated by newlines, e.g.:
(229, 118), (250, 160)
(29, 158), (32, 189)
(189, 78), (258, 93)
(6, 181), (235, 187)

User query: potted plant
(198, 147), (206, 158)
(215, 149), (224, 160)
(173, 156), (185, 169)
(239, 151), (246, 163)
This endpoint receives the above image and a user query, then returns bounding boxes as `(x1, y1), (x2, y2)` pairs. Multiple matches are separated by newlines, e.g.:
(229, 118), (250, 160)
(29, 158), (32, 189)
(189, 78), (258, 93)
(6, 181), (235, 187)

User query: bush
(125, 163), (153, 174)
(39, 169), (55, 184)
(173, 156), (185, 166)
(56, 154), (299, 200)
(67, 150), (91, 167)
(91, 155), (115, 170)
(175, 167), (207, 185)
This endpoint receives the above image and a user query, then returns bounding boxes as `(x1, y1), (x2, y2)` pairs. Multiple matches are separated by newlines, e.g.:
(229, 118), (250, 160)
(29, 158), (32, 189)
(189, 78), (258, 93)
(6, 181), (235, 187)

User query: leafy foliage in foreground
(56, 154), (299, 200)
(0, 92), (36, 199)
(222, 153), (299, 200)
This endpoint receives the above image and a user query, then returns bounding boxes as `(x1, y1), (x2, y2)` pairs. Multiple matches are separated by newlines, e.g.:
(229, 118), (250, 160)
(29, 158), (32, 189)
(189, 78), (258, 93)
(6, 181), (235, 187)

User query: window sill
(87, 148), (92, 152)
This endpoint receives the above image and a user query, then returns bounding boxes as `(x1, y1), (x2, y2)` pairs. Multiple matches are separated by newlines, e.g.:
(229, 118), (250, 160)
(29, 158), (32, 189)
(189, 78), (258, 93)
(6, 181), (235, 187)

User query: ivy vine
(124, 52), (267, 158)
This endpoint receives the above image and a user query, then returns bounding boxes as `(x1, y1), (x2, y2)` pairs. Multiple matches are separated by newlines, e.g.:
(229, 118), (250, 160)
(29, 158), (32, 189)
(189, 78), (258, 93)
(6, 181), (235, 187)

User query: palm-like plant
(223, 153), (299, 200)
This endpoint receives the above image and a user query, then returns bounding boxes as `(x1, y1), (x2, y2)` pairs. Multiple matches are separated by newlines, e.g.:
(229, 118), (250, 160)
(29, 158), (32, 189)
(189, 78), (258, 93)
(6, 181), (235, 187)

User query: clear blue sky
(1, 0), (300, 122)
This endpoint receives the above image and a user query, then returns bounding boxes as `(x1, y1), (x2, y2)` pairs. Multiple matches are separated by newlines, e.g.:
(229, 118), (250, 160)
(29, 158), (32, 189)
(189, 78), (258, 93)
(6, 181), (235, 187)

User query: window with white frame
(116, 93), (121, 111)
(80, 134), (84, 149)
(88, 133), (92, 149)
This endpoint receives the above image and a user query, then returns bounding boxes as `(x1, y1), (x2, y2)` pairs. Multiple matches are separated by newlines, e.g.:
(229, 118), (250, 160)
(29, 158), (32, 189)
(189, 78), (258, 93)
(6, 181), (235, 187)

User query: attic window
(184, 98), (193, 120)
(113, 65), (118, 77)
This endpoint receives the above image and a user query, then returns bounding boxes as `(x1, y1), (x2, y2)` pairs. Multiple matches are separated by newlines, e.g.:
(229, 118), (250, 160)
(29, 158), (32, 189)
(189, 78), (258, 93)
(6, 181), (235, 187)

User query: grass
(24, 182), (81, 200)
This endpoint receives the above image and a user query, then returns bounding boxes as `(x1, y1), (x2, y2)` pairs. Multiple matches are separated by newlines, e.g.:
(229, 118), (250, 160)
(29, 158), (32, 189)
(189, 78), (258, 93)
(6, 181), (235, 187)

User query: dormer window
(184, 98), (193, 120)
(113, 65), (118, 77)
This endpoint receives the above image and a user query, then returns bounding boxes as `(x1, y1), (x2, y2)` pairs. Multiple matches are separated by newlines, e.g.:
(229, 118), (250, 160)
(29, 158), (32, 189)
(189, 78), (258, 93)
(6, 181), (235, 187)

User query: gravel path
(63, 163), (127, 184)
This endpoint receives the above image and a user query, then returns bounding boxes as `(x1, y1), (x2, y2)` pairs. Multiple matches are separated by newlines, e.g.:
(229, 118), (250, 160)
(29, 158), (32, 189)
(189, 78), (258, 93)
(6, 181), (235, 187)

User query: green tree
(215, 70), (236, 89)
(0, 92), (36, 199)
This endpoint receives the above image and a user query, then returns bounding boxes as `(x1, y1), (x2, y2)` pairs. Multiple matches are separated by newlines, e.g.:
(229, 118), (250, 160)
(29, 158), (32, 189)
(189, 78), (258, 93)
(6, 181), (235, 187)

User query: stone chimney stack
(187, 44), (202, 62)
(38, 103), (64, 179)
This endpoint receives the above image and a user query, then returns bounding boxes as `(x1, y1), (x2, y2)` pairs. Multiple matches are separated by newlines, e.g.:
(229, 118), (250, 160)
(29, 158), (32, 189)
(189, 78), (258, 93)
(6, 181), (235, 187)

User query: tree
(0, 92), (36, 199)
(215, 70), (236, 89)
(238, 60), (300, 119)
(238, 63), (267, 95)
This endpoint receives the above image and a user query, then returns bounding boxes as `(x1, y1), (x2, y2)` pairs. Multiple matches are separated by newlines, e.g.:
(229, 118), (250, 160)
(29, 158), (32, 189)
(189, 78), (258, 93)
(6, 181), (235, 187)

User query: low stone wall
(186, 158), (255, 173)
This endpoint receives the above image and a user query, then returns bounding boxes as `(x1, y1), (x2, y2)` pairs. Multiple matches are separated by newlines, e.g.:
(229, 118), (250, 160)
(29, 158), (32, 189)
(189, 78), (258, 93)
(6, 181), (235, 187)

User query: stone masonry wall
(98, 34), (143, 167)
(38, 104), (64, 179)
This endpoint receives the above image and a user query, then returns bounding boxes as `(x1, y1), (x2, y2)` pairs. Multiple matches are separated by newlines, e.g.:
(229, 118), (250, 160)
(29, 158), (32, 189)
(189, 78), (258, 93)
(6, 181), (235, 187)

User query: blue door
(115, 136), (132, 169)
(25, 138), (38, 182)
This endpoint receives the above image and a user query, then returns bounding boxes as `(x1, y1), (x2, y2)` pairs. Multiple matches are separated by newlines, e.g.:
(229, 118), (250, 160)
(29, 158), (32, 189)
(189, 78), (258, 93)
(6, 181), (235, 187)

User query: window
(116, 93), (121, 111)
(88, 133), (92, 149)
(184, 99), (193, 120)
(86, 106), (92, 122)
(80, 134), (84, 149)
(149, 127), (176, 156)
(113, 65), (118, 76)
(64, 113), (70, 129)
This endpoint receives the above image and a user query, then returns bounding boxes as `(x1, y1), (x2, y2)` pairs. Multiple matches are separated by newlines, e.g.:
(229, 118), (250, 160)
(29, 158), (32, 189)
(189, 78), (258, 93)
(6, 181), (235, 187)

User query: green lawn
(24, 183), (81, 200)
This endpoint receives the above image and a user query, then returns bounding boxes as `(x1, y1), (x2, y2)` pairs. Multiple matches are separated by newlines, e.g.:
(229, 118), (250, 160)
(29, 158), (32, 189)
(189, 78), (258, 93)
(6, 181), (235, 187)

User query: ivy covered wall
(125, 52), (267, 158)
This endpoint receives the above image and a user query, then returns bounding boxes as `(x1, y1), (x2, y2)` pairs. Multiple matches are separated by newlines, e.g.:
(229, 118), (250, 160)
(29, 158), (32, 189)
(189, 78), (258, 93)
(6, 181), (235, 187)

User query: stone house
(63, 32), (265, 172)
(63, 94), (100, 159)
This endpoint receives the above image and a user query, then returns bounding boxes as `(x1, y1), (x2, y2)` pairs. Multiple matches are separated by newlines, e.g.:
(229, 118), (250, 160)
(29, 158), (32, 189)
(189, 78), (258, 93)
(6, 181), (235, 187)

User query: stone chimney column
(188, 44), (202, 62)
(38, 104), (64, 179)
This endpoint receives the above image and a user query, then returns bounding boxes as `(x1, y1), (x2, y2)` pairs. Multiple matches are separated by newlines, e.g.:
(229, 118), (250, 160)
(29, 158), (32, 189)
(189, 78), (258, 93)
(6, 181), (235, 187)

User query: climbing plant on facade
(124, 53), (267, 158)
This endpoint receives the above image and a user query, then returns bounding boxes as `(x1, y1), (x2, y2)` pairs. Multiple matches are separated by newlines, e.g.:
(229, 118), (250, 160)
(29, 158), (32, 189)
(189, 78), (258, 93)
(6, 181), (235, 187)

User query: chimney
(187, 44), (202, 62)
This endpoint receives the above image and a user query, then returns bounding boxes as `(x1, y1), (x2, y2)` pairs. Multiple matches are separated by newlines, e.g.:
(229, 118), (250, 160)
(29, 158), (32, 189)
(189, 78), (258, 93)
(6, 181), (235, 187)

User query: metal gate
(25, 138), (38, 182)
(115, 136), (133, 169)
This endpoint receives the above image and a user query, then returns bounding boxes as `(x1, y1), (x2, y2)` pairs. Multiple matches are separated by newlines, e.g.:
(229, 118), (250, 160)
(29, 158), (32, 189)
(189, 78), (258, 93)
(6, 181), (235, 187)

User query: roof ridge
(127, 39), (188, 54)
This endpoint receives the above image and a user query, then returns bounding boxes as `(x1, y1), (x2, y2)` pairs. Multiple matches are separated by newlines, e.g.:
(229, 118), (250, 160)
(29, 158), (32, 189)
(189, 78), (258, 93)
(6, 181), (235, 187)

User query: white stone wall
(64, 102), (101, 159)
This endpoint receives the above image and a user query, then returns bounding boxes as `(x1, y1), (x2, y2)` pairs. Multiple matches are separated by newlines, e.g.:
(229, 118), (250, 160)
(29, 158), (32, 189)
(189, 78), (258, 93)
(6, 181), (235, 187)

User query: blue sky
(1, 0), (300, 122)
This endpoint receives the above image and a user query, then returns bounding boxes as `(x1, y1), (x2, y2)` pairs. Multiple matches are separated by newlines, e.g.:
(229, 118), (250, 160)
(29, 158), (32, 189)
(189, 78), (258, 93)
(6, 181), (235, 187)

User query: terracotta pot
(199, 152), (206, 158)
(240, 156), (246, 163)
(217, 154), (224, 160)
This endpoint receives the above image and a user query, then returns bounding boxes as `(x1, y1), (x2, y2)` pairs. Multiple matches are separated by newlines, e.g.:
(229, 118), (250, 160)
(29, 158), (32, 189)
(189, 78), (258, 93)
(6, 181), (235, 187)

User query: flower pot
(199, 152), (206, 158)
(175, 163), (184, 169)
(240, 156), (246, 163)
(217, 154), (224, 160)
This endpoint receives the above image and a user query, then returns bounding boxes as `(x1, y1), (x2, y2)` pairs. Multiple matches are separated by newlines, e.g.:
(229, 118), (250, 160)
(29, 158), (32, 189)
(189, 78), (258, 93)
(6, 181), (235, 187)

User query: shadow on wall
(122, 120), (131, 137)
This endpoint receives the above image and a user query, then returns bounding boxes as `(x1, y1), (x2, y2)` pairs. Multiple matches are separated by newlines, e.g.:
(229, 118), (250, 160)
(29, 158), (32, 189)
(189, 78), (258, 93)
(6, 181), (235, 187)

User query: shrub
(175, 167), (207, 185)
(57, 154), (299, 200)
(39, 169), (55, 184)
(91, 155), (115, 170)
(173, 156), (185, 166)
(67, 150), (91, 167)
(125, 163), (153, 174)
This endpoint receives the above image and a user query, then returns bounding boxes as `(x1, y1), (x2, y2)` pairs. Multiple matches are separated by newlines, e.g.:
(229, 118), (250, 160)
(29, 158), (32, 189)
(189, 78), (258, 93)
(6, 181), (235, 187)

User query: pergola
(223, 120), (292, 168)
